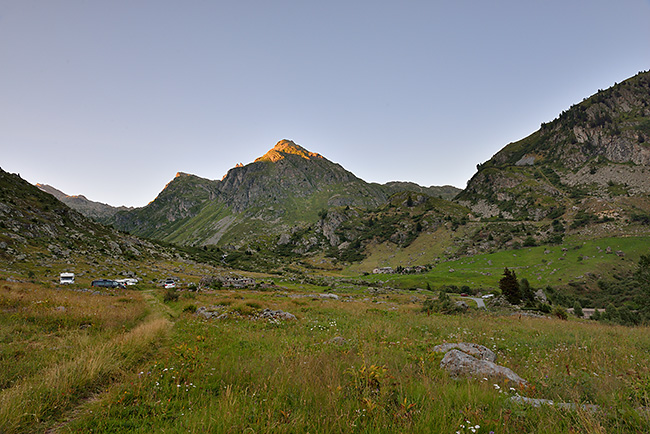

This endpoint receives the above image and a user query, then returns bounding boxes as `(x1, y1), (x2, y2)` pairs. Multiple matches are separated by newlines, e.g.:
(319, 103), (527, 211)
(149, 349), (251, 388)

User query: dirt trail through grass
(142, 288), (176, 319)
(1, 289), (172, 434)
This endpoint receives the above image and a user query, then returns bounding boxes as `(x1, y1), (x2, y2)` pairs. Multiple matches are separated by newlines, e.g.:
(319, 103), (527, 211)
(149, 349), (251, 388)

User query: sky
(1, 1), (649, 207)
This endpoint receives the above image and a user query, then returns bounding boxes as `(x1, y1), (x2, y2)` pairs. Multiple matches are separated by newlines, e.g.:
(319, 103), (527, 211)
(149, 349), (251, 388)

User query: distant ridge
(36, 184), (132, 220)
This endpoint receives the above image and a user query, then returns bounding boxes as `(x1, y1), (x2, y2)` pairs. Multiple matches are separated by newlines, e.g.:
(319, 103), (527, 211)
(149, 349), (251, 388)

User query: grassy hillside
(358, 236), (646, 288)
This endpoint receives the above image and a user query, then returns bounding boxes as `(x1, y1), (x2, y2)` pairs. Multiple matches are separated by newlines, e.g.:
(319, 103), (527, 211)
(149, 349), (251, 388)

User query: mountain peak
(255, 139), (323, 163)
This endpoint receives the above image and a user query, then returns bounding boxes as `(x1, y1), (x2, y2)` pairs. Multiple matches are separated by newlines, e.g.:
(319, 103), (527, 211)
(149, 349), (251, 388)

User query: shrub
(422, 291), (462, 315)
(553, 306), (568, 320)
(163, 288), (179, 303)
(183, 304), (197, 313)
(245, 301), (262, 310)
(523, 236), (537, 247)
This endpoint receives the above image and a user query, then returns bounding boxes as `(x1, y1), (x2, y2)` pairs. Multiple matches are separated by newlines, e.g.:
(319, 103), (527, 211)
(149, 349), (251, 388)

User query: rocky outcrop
(195, 306), (297, 321)
(458, 71), (650, 220)
(432, 342), (497, 362)
(257, 308), (296, 321)
(317, 209), (347, 246)
(440, 349), (527, 387)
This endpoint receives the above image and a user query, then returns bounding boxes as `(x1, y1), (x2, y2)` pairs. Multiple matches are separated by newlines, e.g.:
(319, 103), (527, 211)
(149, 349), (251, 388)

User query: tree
(604, 303), (619, 322)
(635, 254), (650, 287)
(573, 301), (584, 317)
(499, 268), (521, 305)
(519, 278), (534, 305)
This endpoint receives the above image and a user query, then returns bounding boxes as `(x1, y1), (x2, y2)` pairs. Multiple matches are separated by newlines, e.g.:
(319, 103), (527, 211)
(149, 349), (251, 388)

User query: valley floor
(2, 279), (650, 433)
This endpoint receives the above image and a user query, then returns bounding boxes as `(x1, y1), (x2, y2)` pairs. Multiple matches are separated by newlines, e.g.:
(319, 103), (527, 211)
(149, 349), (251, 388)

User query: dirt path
(43, 290), (173, 434)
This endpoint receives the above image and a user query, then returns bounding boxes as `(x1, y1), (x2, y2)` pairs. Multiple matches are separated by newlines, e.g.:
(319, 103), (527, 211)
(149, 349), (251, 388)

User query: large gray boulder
(440, 349), (527, 387)
(432, 342), (497, 362)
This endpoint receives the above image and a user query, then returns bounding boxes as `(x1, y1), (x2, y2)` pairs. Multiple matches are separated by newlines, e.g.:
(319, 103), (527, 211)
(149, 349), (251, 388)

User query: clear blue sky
(2, 0), (649, 207)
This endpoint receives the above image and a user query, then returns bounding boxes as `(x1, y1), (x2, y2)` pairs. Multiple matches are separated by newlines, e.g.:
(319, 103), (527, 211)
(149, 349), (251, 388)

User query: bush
(163, 288), (179, 303)
(523, 236), (537, 247)
(422, 291), (462, 315)
(183, 304), (197, 313)
(553, 306), (568, 320)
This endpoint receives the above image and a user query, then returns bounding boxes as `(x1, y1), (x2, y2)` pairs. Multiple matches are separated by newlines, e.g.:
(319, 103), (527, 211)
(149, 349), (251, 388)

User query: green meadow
(359, 236), (650, 293)
(2, 278), (650, 433)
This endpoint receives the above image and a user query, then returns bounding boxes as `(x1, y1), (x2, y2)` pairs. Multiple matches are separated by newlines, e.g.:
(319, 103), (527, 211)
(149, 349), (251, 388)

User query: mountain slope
(457, 70), (650, 221)
(0, 167), (171, 271)
(111, 140), (455, 247)
(112, 172), (220, 240)
(36, 184), (132, 220)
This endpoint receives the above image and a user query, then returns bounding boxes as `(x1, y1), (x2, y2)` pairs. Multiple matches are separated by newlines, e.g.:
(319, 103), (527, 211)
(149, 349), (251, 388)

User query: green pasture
(359, 236), (650, 292)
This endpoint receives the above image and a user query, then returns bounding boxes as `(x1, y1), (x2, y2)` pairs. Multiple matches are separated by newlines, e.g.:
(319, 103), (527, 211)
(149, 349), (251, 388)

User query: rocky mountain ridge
(36, 184), (132, 219)
(0, 168), (173, 268)
(458, 70), (650, 221)
(107, 140), (461, 247)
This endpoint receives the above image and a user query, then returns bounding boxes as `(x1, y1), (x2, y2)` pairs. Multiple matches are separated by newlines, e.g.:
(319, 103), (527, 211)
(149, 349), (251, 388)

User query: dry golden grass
(0, 281), (168, 433)
(0, 281), (148, 330)
(0, 317), (170, 433)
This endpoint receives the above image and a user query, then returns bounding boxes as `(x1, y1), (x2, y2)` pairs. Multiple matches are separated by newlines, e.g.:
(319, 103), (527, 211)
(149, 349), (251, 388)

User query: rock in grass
(510, 395), (599, 412)
(432, 342), (497, 362)
(195, 305), (226, 319)
(258, 308), (296, 320)
(440, 349), (527, 387)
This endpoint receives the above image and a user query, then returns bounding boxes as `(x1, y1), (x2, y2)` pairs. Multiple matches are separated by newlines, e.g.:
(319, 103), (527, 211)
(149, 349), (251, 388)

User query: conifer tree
(592, 308), (601, 321)
(499, 267), (521, 304)
(573, 300), (584, 317)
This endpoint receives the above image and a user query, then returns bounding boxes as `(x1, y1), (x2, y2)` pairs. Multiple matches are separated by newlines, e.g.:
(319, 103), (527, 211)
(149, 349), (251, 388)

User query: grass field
(3, 277), (650, 433)
(357, 236), (650, 294)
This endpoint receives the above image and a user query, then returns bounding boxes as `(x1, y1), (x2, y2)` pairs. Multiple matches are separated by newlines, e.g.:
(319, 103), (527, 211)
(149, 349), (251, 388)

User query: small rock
(510, 396), (599, 412)
(258, 308), (296, 320)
